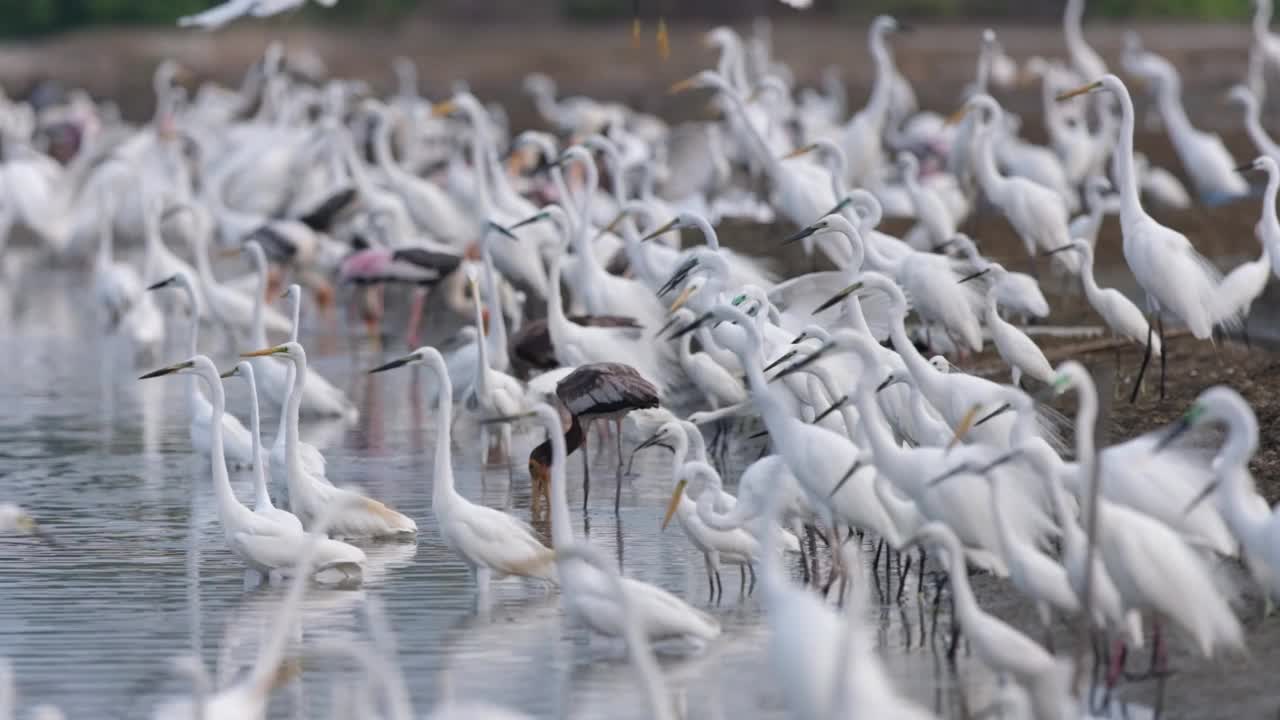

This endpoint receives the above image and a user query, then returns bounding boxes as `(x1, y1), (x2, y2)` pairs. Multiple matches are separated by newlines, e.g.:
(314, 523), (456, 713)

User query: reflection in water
(0, 265), (1174, 719)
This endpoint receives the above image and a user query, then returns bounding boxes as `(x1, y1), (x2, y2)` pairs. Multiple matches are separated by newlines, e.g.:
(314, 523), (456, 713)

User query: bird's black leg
(614, 419), (624, 515)
(897, 554), (912, 603)
(1157, 313), (1166, 401)
(739, 565), (746, 596)
(798, 533), (811, 585)
(918, 547), (927, 595)
(748, 563), (757, 595)
(582, 426), (591, 511)
(1129, 312), (1156, 403)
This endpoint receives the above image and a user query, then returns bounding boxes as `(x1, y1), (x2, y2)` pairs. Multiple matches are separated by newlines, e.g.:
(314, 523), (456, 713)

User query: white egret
(243, 342), (417, 539)
(146, 274), (255, 468)
(517, 403), (720, 646)
(139, 356), (364, 584)
(219, 362), (302, 532)
(1227, 85), (1280, 165)
(369, 347), (556, 598)
(1046, 240), (1159, 359)
(1058, 75), (1241, 399)
(663, 307), (747, 411)
(945, 234), (1049, 319)
(462, 267), (526, 467)
(968, 268), (1056, 387)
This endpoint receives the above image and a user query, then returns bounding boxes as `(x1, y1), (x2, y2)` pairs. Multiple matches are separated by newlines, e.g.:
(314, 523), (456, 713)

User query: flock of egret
(4, 1), (1280, 718)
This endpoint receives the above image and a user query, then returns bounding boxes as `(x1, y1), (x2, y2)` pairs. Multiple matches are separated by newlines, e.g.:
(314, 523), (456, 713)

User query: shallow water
(0, 261), (1202, 719)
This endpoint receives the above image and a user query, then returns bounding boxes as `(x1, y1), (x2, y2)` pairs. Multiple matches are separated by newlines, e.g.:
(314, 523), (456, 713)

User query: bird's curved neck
(715, 82), (782, 179)
(283, 353), (307, 495)
(429, 356), (457, 507)
(852, 377), (905, 466)
(973, 128), (1009, 202)
(862, 29), (895, 132)
(245, 374), (270, 509)
(480, 245), (509, 370)
(199, 365), (253, 527)
(472, 296), (493, 399)
(183, 285), (201, 409)
(882, 287), (941, 397)
(1070, 376), (1100, 524)
(1263, 168), (1280, 249)
(1244, 104), (1280, 162)
(1256, 0), (1273, 38)
(373, 114), (408, 183)
(549, 415), (576, 549)
(1110, 85), (1146, 224)
(250, 260), (268, 349)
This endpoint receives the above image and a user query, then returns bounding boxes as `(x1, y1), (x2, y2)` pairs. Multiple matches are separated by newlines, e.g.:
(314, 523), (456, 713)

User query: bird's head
(241, 342), (304, 362)
(367, 347), (430, 374)
(139, 358), (199, 380)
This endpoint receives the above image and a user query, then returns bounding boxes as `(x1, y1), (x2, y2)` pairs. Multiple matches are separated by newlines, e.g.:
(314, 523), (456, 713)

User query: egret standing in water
(369, 347), (556, 604)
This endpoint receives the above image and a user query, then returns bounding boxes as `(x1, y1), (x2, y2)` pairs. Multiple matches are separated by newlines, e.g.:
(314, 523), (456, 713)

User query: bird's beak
(771, 342), (831, 381)
(812, 394), (850, 424)
(241, 345), (288, 358)
(219, 367), (239, 379)
(634, 432), (665, 453)
(507, 212), (548, 232)
(957, 268), (990, 284)
(657, 314), (682, 338)
(946, 404), (983, 450)
(431, 100), (458, 118)
(818, 197), (853, 218)
(1153, 416), (1193, 453)
(790, 331), (808, 345)
(827, 460), (861, 498)
(944, 106), (969, 126)
(780, 143), (817, 160)
(762, 350), (798, 373)
(669, 311), (711, 339)
(812, 281), (864, 315)
(661, 479), (687, 530)
(640, 218), (679, 243)
(146, 276), (177, 291)
(668, 284), (697, 313)
(1234, 161), (1261, 174)
(669, 76), (699, 94)
(139, 360), (194, 380)
(486, 221), (519, 241)
(1182, 481), (1219, 515)
(782, 224), (821, 246)
(480, 410), (538, 425)
(367, 354), (417, 374)
(598, 211), (627, 239)
(928, 463), (973, 487)
(977, 450), (1023, 475)
(935, 237), (958, 251)
(1045, 244), (1080, 256)
(1055, 81), (1100, 102)
(973, 402), (1013, 427)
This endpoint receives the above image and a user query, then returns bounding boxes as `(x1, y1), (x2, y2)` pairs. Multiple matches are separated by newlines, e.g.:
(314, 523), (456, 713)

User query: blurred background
(0, 2), (1263, 126)
(0, 0), (1261, 36)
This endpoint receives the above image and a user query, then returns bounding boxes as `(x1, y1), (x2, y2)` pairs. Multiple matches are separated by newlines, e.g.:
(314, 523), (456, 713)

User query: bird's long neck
(545, 254), (572, 355)
(1151, 73), (1195, 149)
(740, 347), (789, 442)
(549, 415), (576, 549)
(1244, 102), (1280, 161)
(852, 377), (906, 467)
(200, 365), (253, 528)
(473, 294), (493, 399)
(1070, 375), (1100, 527)
(1078, 252), (1104, 305)
(284, 353), (307, 498)
(883, 288), (942, 399)
(973, 128), (1009, 203)
(716, 83), (782, 179)
(1256, 0), (1273, 41)
(480, 246), (509, 371)
(429, 355), (457, 508)
(245, 372), (270, 510)
(373, 114), (408, 183)
(464, 111), (494, 215)
(183, 284), (201, 411)
(1262, 166), (1280, 248)
(1064, 0), (1087, 59)
(688, 214), (721, 251)
(1111, 85), (1146, 225)
(288, 292), (301, 343)
(668, 432), (689, 483)
(865, 28), (894, 132)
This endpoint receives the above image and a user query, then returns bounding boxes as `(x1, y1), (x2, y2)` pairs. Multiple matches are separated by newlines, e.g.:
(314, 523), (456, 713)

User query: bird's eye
(731, 294), (746, 306)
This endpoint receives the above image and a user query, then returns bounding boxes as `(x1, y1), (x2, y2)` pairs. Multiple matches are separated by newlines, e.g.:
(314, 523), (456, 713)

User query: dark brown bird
(508, 315), (642, 379)
(528, 362), (659, 515)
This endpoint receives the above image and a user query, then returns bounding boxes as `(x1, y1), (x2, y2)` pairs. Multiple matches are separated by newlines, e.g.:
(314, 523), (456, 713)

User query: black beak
(762, 350), (798, 373)
(828, 460), (862, 498)
(812, 395), (849, 424)
(657, 258), (697, 297)
(928, 463), (974, 487)
(1182, 481), (1219, 515)
(486, 221), (519, 241)
(1235, 162), (1260, 174)
(782, 225), (820, 246)
(770, 343), (829, 381)
(875, 376), (898, 393)
(973, 402), (1013, 428)
(507, 214), (545, 232)
(817, 198), (852, 218)
(138, 366), (178, 380)
(1154, 417), (1192, 453)
(976, 450), (1023, 475)
(147, 277), (176, 291)
(957, 268), (990, 284)
(1045, 244), (1079, 256)
(657, 315), (682, 339)
(747, 428), (770, 440)
(669, 311), (712, 340)
(812, 282), (863, 315)
(368, 356), (414, 374)
(790, 332), (808, 345)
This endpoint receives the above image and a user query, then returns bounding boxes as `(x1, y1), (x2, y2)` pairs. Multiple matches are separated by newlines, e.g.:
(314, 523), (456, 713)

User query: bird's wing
(451, 507), (554, 579)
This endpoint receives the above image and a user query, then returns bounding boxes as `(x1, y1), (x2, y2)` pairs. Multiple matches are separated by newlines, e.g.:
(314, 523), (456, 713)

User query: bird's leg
(1157, 313), (1166, 401)
(714, 567), (724, 604)
(806, 525), (819, 585)
(479, 425), (490, 470)
(918, 547), (927, 596)
(1105, 639), (1127, 689)
(738, 564), (746, 596)
(704, 554), (716, 601)
(405, 287), (427, 349)
(582, 427), (592, 512)
(946, 588), (962, 663)
(614, 418), (624, 515)
(797, 528), (812, 585)
(747, 563), (757, 595)
(1129, 312), (1156, 404)
(502, 425), (514, 479)
(897, 554), (912, 604)
(872, 538), (884, 575)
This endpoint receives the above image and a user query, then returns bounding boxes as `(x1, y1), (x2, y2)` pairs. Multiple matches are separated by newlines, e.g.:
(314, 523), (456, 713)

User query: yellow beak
(1054, 81), (1100, 103)
(598, 211), (627, 239)
(431, 100), (458, 118)
(668, 284), (697, 313)
(241, 345), (287, 358)
(640, 218), (678, 242)
(946, 404), (983, 451)
(661, 478), (687, 530)
(781, 143), (817, 161)
(944, 106), (969, 126)
(669, 76), (699, 95)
